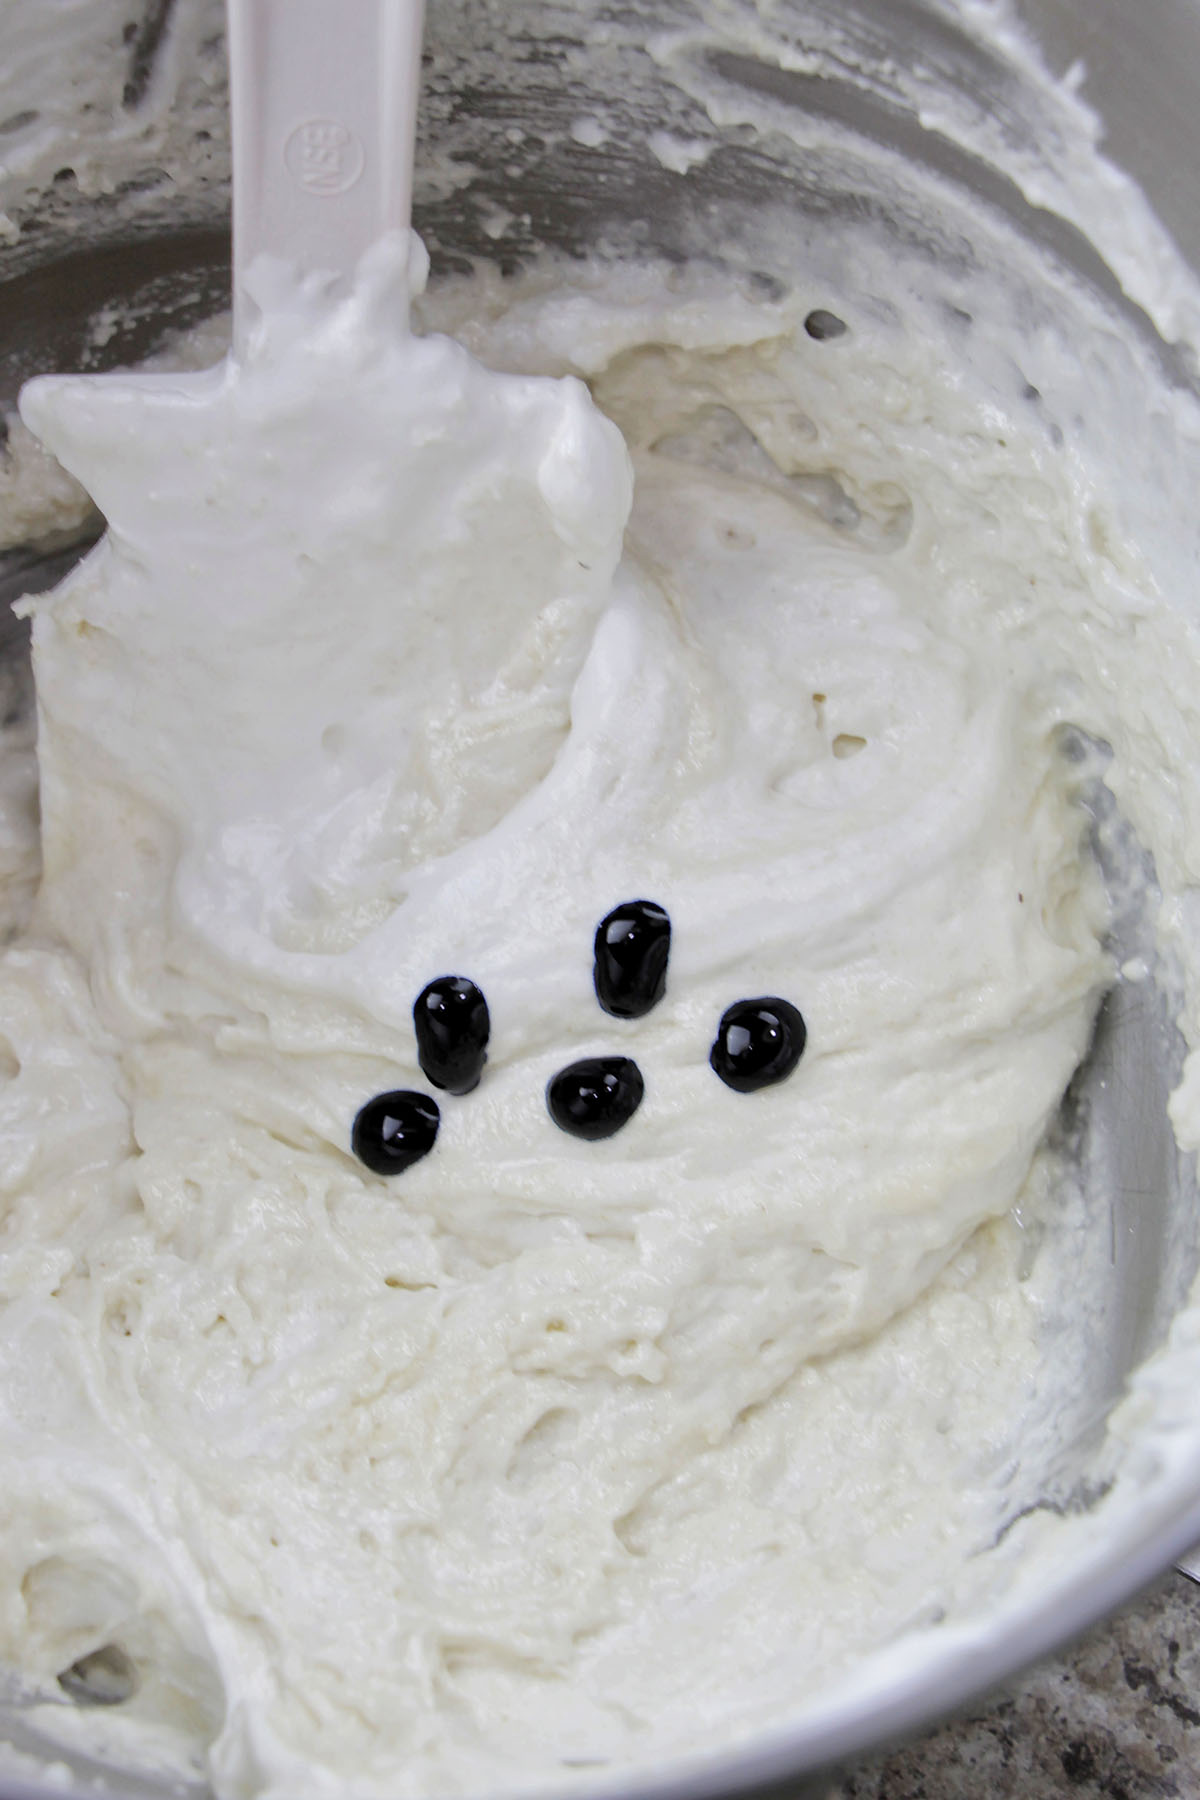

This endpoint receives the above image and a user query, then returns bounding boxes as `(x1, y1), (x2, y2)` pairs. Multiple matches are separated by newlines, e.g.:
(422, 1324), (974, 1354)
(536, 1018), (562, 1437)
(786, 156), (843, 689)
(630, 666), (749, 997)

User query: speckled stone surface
(828, 1572), (1200, 1799)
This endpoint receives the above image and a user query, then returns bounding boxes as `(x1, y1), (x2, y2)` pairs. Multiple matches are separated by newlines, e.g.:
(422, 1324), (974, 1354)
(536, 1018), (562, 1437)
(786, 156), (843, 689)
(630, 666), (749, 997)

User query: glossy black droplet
(352, 1090), (440, 1175)
(709, 997), (807, 1093)
(414, 976), (490, 1094)
(58, 1644), (138, 1707)
(593, 900), (671, 1019)
(547, 1056), (644, 1140)
(804, 308), (847, 341)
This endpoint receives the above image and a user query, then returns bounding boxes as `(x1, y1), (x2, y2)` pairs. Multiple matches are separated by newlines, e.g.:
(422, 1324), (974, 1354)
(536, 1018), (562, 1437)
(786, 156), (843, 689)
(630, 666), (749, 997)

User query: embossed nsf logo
(284, 119), (365, 196)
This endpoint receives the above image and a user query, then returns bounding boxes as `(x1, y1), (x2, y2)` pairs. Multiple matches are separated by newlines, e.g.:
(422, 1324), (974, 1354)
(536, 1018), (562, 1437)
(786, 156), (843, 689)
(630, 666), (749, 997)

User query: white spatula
(226, 0), (426, 352)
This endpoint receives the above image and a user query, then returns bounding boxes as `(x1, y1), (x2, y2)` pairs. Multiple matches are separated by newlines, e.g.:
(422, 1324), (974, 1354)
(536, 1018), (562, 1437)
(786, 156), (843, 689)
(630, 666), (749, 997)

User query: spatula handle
(227, 0), (425, 349)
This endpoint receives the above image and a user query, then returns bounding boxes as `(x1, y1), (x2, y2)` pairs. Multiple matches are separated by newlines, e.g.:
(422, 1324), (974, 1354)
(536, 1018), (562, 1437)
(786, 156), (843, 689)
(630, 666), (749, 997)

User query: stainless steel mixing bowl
(2, 3), (1200, 1795)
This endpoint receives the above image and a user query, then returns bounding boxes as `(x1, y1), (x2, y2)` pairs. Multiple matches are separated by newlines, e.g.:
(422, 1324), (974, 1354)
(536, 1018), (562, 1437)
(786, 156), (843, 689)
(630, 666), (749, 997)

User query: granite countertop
(829, 1572), (1200, 1799)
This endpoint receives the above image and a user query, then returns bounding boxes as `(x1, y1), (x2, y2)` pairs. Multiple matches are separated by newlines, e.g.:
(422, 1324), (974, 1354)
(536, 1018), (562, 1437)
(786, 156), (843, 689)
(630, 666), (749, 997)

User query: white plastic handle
(227, 0), (425, 348)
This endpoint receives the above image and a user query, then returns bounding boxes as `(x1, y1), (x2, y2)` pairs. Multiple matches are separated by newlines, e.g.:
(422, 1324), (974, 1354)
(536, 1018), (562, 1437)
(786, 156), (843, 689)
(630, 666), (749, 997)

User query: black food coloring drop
(804, 308), (847, 341)
(353, 1090), (440, 1174)
(593, 900), (671, 1018)
(547, 1056), (644, 1140)
(414, 976), (490, 1094)
(710, 997), (807, 1093)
